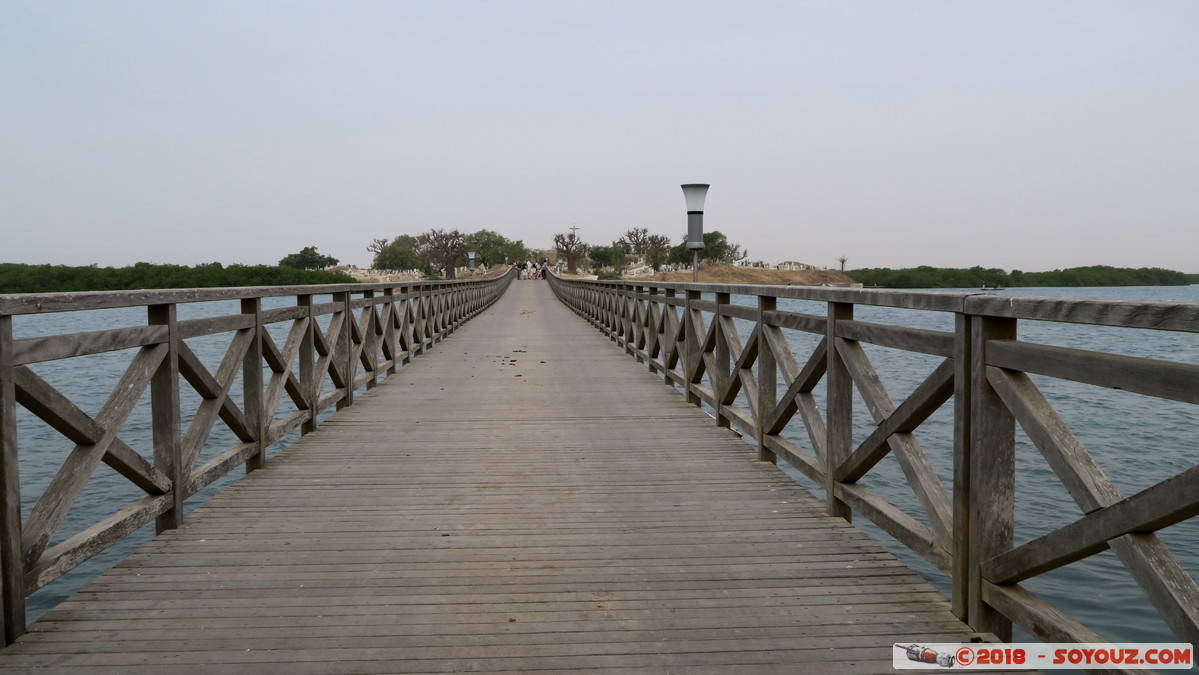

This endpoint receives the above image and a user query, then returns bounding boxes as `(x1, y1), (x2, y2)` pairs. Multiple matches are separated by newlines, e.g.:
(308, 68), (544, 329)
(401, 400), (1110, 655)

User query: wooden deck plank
(1, 281), (981, 673)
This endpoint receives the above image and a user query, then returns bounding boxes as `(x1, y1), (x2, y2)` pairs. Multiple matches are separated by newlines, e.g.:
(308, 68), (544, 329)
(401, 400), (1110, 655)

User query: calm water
(10, 286), (1199, 648)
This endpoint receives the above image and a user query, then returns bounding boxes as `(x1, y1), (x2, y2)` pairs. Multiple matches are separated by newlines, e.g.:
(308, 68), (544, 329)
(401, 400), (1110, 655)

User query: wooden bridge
(1, 271), (1196, 672)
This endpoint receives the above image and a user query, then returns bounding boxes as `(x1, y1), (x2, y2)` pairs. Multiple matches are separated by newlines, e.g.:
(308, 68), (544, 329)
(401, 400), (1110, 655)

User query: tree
(588, 242), (630, 271)
(464, 229), (535, 267)
(390, 234), (420, 252)
(645, 245), (669, 272)
(416, 228), (468, 279)
(618, 228), (671, 256)
(553, 232), (588, 273)
(667, 231), (746, 266)
(279, 246), (338, 270)
(837, 256), (848, 272)
(367, 238), (390, 255)
(372, 237), (426, 272)
(645, 233), (671, 251)
(618, 228), (649, 255)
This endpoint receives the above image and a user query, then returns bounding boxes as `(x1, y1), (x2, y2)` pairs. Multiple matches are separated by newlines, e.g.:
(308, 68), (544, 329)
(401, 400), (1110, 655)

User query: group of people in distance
(516, 260), (549, 280)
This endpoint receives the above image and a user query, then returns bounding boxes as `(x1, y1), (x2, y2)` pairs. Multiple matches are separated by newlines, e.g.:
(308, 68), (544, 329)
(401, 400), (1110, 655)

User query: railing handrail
(0, 275), (503, 317)
(548, 274), (1199, 651)
(0, 270), (515, 644)
(562, 278), (1199, 332)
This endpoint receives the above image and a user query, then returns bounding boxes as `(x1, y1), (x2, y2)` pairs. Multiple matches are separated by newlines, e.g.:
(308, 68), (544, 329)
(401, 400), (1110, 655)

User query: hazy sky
(3, 1), (1197, 272)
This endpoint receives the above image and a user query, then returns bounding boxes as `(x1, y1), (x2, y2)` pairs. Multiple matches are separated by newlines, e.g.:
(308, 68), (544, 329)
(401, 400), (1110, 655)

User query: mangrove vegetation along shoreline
(0, 262), (358, 294)
(847, 265), (1199, 289)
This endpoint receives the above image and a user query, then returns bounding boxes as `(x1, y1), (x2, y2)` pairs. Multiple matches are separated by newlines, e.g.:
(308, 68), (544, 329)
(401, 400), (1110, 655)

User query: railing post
(427, 285), (434, 336)
(610, 285), (620, 343)
(362, 290), (377, 391)
(714, 292), (731, 429)
(298, 294), (317, 435)
(399, 285), (413, 364)
(443, 286), (451, 334)
(149, 303), (184, 533)
(757, 295), (777, 463)
(609, 286), (618, 340)
(241, 298), (265, 472)
(414, 286), (427, 356)
(335, 291), (352, 410)
(624, 286), (637, 358)
(605, 286), (617, 341)
(0, 314), (26, 644)
(664, 288), (677, 387)
(424, 287), (435, 347)
(383, 287), (397, 376)
(685, 289), (702, 406)
(825, 301), (852, 520)
(952, 312), (972, 620)
(646, 287), (659, 372)
(435, 287), (446, 338)
(607, 286), (617, 340)
(968, 314), (1017, 641)
(436, 285), (445, 338)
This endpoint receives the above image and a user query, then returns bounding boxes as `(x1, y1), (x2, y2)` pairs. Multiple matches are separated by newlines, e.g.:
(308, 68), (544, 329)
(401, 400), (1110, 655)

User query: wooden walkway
(0, 281), (989, 673)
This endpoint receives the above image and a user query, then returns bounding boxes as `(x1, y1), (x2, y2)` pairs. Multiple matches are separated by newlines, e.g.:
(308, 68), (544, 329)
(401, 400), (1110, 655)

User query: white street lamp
(681, 183), (709, 282)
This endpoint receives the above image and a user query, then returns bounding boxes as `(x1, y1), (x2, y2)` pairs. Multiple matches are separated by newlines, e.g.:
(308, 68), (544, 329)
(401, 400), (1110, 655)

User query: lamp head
(680, 184), (710, 213)
(682, 184), (709, 249)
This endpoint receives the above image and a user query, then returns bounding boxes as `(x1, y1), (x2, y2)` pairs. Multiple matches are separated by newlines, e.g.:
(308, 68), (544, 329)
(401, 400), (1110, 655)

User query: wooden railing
(549, 274), (1199, 648)
(0, 271), (513, 644)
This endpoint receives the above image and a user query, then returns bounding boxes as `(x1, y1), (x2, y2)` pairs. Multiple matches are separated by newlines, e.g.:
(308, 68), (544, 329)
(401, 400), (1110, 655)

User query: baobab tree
(553, 232), (588, 273)
(416, 229), (468, 279)
(619, 228), (672, 255)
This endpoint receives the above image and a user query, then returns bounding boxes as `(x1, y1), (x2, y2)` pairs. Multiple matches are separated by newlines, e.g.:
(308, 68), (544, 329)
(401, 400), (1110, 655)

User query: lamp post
(467, 251), (476, 272)
(681, 183), (709, 282)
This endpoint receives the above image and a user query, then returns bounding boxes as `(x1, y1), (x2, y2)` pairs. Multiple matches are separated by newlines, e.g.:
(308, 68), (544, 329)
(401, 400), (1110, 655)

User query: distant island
(0, 262), (357, 294)
(846, 265), (1199, 289)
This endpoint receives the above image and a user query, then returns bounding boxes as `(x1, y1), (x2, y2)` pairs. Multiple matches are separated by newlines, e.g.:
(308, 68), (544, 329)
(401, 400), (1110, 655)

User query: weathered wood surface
(1, 282), (987, 673)
(552, 275), (1199, 650)
(2, 275), (510, 641)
